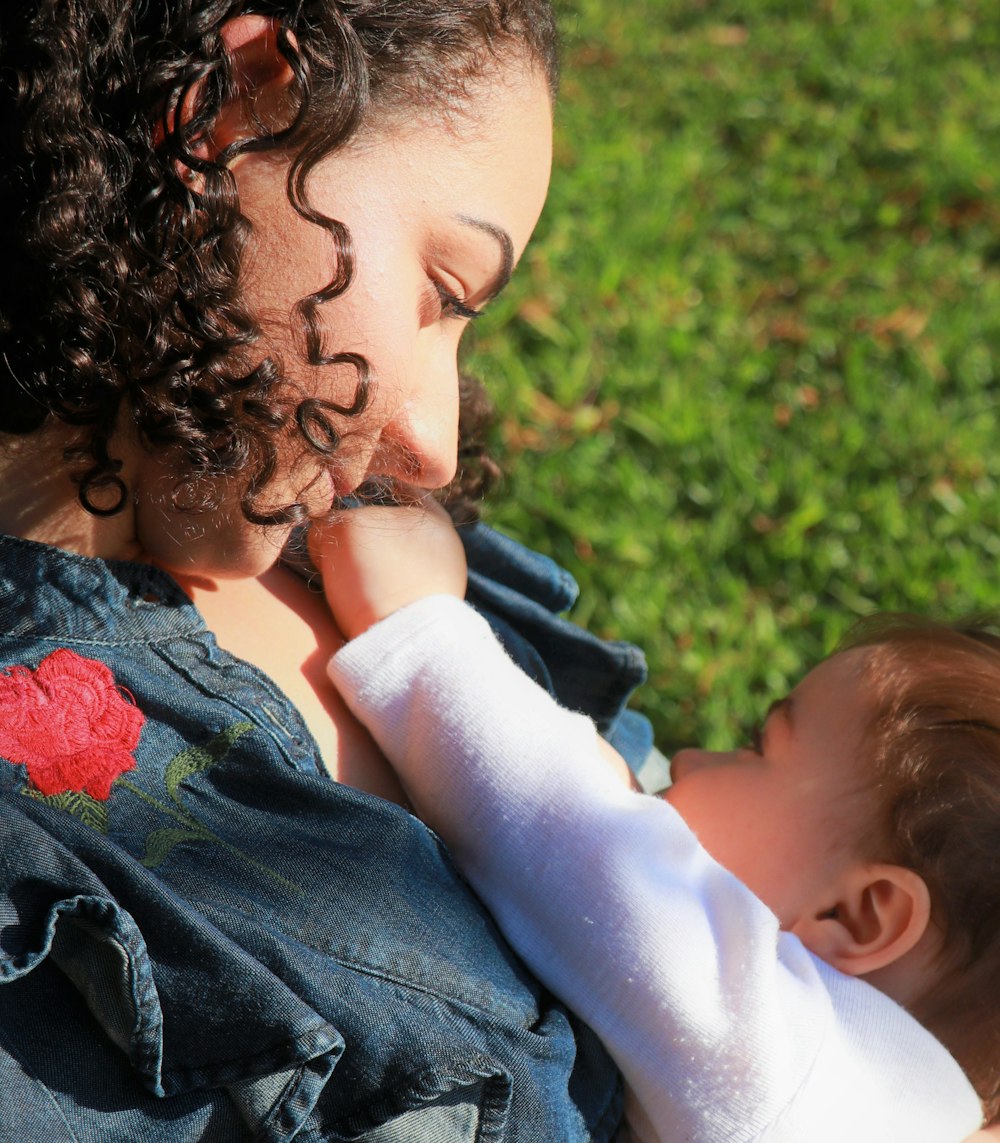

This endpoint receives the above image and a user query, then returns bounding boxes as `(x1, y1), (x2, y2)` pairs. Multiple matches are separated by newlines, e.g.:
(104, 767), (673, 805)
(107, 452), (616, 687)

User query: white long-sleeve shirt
(329, 595), (983, 1143)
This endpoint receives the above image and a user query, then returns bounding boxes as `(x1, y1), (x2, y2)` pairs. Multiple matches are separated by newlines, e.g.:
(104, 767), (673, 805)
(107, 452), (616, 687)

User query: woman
(0, 3), (626, 1138)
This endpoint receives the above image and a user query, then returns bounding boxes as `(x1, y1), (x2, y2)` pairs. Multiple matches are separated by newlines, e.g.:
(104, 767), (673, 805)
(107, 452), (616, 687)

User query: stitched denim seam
(0, 631), (204, 648)
(309, 954), (539, 1031)
(258, 1062), (312, 1141)
(157, 1022), (340, 1098)
(151, 643), (319, 773)
(319, 1057), (508, 1141)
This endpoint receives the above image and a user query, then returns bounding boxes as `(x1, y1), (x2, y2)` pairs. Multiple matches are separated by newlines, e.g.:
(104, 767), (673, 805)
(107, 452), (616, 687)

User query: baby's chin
(127, 442), (339, 581)
(138, 510), (293, 583)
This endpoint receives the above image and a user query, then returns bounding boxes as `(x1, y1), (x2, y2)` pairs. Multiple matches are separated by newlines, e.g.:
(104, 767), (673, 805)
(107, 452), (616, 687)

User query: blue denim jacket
(0, 527), (643, 1141)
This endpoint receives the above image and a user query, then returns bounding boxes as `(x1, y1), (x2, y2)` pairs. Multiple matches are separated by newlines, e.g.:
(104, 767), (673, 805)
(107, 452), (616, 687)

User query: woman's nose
(375, 355), (460, 490)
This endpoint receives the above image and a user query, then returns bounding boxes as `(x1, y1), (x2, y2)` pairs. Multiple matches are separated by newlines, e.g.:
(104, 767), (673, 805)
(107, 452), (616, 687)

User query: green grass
(463, 0), (1000, 752)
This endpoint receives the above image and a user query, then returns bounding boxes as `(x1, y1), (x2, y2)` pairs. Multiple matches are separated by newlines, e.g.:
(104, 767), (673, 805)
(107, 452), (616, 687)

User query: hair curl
(0, 0), (557, 523)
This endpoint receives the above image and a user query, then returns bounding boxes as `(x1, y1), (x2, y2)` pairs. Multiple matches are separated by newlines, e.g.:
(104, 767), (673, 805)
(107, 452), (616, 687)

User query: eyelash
(434, 282), (483, 322)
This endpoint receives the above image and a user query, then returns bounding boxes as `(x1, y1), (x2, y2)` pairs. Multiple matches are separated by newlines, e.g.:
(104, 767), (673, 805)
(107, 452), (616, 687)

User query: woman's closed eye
(434, 280), (484, 321)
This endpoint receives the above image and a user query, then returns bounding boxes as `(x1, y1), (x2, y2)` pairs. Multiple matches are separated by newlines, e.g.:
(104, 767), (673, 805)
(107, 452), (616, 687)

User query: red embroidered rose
(0, 649), (145, 800)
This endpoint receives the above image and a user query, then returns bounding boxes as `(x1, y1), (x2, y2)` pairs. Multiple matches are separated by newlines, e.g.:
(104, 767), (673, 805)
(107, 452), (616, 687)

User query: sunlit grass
(463, 0), (1000, 752)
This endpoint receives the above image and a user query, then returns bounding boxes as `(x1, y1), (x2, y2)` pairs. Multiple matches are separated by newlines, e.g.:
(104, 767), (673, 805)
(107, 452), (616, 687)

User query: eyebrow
(455, 214), (515, 301)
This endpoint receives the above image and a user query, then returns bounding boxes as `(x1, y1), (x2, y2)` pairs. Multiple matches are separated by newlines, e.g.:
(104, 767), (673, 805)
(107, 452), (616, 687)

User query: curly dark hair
(0, 0), (558, 523)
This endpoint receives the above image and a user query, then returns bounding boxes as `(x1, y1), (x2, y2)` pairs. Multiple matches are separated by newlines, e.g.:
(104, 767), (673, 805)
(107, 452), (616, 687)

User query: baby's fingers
(309, 502), (467, 639)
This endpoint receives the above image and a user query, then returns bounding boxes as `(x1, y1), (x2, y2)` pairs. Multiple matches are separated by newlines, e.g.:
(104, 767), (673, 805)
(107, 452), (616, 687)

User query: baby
(314, 503), (998, 1142)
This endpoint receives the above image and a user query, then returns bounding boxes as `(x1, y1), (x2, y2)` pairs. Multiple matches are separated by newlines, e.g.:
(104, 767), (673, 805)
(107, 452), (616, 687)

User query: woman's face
(133, 57), (553, 578)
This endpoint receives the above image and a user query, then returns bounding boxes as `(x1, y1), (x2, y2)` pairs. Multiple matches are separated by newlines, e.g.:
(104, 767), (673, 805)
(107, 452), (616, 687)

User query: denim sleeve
(459, 522), (660, 777)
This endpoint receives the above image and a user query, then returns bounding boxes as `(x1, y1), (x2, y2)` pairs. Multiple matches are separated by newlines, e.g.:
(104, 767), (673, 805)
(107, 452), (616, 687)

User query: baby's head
(670, 616), (1000, 1117)
(0, 1), (556, 569)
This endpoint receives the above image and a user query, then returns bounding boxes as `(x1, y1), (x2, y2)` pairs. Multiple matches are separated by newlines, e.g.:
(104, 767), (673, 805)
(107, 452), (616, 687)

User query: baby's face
(666, 649), (874, 934)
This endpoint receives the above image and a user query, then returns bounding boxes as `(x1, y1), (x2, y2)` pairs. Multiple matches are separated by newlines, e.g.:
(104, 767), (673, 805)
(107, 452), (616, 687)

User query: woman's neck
(0, 428), (143, 561)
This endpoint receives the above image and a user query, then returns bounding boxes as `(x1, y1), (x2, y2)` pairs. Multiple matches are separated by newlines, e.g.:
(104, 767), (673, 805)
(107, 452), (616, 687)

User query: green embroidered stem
(195, 830), (305, 895)
(117, 778), (203, 831)
(110, 717), (304, 896)
(117, 776), (303, 894)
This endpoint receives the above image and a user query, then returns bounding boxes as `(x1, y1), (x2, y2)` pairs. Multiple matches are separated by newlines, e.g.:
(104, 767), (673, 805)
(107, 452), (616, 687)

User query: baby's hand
(309, 497), (468, 641)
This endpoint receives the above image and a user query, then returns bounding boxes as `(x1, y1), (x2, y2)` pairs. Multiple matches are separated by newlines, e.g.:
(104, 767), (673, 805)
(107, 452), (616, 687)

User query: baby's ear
(791, 863), (932, 977)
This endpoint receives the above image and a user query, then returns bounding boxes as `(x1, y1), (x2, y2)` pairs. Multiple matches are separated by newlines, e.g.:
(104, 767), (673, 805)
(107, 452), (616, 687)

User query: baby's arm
(310, 502), (636, 787)
(316, 506), (982, 1143)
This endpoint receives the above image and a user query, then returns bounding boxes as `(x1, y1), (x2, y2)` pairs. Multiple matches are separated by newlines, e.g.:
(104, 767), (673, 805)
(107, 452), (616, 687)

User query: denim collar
(0, 533), (203, 642)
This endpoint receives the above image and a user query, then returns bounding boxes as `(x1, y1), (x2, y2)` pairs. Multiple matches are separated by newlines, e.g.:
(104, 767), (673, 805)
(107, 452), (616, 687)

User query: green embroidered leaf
(22, 787), (110, 834)
(164, 721), (254, 803)
(141, 827), (203, 869)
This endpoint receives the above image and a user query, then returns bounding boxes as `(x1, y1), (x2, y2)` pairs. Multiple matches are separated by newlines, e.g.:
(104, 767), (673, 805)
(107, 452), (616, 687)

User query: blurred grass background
(463, 0), (1000, 753)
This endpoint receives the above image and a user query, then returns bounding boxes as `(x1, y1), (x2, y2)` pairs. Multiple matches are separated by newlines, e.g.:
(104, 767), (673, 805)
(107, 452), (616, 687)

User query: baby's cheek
(668, 781), (791, 898)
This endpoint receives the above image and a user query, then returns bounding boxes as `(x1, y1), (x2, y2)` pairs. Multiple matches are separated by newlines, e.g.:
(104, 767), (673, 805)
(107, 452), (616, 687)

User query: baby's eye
(744, 722), (764, 753)
(434, 281), (483, 322)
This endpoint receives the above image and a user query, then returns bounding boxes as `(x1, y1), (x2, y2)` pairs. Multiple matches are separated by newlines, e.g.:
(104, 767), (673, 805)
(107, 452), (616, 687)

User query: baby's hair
(843, 614), (1000, 1119)
(0, 1), (557, 522)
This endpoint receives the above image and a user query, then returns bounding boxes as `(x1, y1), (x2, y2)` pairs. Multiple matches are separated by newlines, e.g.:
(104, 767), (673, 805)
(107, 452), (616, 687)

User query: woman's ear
(158, 14), (297, 168)
(791, 863), (932, 977)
